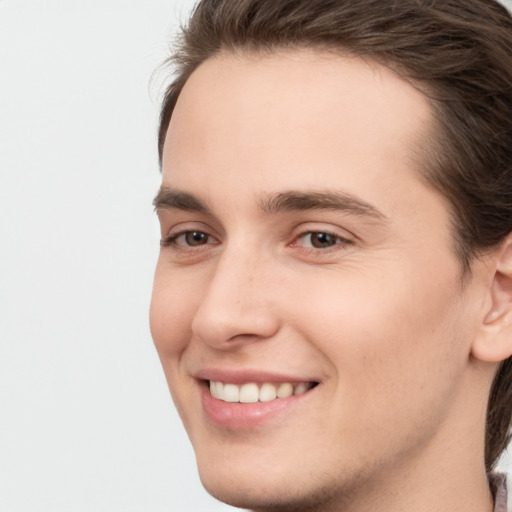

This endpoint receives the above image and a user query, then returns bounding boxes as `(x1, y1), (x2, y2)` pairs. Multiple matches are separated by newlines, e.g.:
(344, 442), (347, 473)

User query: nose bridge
(191, 241), (279, 347)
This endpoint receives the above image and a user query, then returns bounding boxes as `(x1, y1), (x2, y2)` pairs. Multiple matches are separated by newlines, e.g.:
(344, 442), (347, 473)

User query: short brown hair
(158, 0), (512, 470)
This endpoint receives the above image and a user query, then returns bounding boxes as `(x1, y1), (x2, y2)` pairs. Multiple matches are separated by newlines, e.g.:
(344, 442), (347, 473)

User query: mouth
(208, 380), (318, 403)
(195, 371), (320, 428)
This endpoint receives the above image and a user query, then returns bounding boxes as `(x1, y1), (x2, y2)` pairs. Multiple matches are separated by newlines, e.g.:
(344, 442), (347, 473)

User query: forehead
(162, 50), (434, 210)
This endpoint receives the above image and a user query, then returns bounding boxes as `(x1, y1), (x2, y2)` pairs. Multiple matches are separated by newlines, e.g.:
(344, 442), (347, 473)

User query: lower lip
(200, 382), (312, 429)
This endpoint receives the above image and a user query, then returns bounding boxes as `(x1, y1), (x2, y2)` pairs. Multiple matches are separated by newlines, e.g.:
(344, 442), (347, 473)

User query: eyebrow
(153, 187), (210, 213)
(260, 190), (387, 221)
(153, 186), (387, 221)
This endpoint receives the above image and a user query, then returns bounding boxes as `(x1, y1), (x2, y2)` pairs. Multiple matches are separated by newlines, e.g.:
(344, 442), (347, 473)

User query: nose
(191, 247), (281, 349)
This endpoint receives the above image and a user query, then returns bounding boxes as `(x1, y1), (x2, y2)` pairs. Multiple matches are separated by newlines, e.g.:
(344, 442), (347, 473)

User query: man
(150, 1), (512, 511)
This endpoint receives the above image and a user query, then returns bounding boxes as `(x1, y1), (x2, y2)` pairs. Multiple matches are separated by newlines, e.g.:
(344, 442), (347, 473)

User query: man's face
(151, 51), (484, 510)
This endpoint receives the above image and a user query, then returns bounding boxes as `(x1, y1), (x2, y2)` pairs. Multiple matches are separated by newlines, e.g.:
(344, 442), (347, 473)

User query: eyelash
(161, 229), (353, 252)
(160, 230), (218, 248)
(293, 231), (353, 251)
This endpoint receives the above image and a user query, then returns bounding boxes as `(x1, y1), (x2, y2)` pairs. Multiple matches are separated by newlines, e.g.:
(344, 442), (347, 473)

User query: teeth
(293, 382), (308, 395)
(223, 383), (240, 403)
(259, 383), (277, 402)
(208, 381), (314, 403)
(209, 380), (223, 399)
(239, 383), (259, 403)
(277, 382), (293, 398)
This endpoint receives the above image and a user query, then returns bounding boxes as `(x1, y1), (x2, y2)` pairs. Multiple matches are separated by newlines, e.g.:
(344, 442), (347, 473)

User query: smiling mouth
(208, 380), (318, 403)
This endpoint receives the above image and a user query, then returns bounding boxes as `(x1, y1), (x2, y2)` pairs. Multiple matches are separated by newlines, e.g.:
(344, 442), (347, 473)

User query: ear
(471, 235), (512, 363)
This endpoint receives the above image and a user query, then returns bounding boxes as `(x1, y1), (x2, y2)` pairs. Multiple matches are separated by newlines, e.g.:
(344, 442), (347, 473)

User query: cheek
(287, 269), (471, 463)
(149, 261), (198, 359)
(291, 264), (469, 399)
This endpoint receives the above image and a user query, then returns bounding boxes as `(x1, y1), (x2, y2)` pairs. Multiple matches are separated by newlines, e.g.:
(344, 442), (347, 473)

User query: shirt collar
(492, 473), (508, 512)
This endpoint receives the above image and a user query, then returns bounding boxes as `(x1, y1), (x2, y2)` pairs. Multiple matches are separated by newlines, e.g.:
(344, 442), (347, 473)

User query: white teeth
(277, 382), (293, 398)
(239, 383), (259, 403)
(208, 381), (314, 403)
(223, 383), (240, 402)
(210, 380), (223, 399)
(259, 383), (277, 402)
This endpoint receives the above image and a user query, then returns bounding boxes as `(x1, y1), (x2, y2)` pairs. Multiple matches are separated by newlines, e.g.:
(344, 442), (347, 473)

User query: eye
(182, 231), (211, 246)
(295, 231), (350, 249)
(161, 230), (217, 248)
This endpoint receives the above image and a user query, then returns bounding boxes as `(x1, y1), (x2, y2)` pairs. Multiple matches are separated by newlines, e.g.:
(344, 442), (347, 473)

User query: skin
(150, 50), (502, 512)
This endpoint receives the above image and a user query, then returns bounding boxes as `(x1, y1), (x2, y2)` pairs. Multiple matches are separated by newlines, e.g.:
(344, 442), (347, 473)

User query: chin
(193, 443), (356, 512)
(199, 469), (342, 512)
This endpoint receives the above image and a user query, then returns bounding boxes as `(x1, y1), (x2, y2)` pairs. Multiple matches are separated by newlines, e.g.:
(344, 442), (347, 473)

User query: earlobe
(472, 236), (512, 363)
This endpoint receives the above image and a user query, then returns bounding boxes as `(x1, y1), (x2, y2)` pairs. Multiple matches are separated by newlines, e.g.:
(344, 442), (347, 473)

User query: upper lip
(194, 368), (320, 384)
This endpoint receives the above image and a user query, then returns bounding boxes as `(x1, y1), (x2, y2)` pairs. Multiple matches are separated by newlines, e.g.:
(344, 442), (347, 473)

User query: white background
(0, 1), (511, 512)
